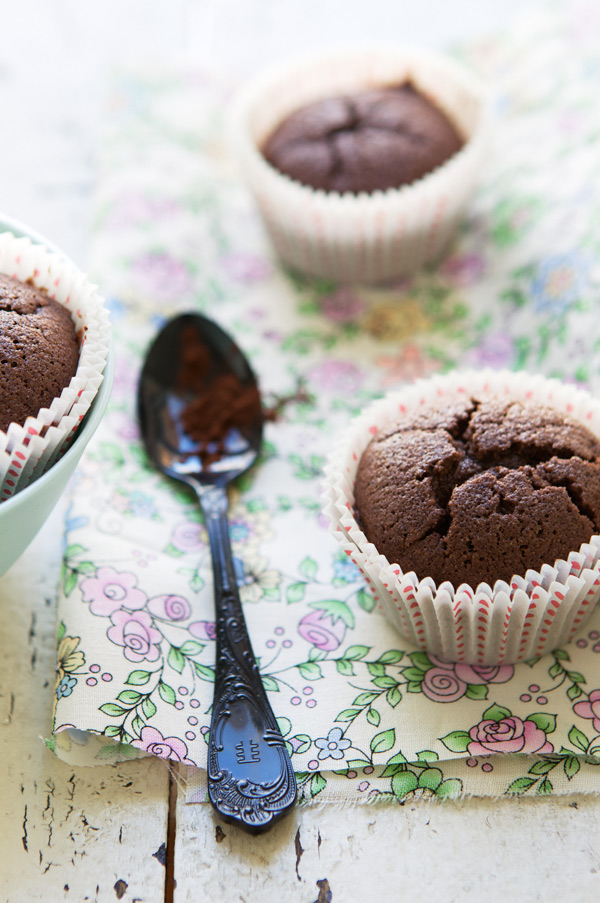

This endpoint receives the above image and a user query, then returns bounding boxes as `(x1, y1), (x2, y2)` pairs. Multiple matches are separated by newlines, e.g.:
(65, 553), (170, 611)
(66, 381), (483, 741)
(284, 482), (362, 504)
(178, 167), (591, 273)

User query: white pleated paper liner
(0, 232), (110, 500)
(323, 370), (600, 665)
(230, 45), (491, 284)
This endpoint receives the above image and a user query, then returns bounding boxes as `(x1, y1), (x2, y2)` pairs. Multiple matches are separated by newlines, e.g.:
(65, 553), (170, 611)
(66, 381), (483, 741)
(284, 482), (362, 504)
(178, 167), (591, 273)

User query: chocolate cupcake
(262, 82), (464, 194)
(231, 47), (490, 283)
(354, 395), (600, 590)
(0, 231), (110, 500)
(0, 274), (80, 433)
(324, 371), (600, 665)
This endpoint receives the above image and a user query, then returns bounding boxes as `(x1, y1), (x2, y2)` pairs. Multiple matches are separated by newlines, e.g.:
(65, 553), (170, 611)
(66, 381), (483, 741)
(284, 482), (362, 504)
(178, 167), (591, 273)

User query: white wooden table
(2, 2), (600, 901)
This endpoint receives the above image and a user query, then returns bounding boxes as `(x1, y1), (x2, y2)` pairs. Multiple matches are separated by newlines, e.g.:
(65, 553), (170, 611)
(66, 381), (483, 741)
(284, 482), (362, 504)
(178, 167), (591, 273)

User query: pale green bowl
(0, 213), (113, 576)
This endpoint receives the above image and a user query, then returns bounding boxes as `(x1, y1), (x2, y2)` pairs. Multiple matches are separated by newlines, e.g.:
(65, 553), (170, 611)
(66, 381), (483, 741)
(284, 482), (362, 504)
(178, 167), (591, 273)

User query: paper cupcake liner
(230, 45), (491, 284)
(323, 369), (600, 664)
(0, 231), (110, 499)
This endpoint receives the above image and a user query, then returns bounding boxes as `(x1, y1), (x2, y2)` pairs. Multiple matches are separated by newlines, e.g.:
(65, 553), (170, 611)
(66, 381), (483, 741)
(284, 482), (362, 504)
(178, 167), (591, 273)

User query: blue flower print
(531, 253), (588, 316)
(315, 727), (351, 761)
(333, 557), (361, 584)
(56, 675), (78, 699)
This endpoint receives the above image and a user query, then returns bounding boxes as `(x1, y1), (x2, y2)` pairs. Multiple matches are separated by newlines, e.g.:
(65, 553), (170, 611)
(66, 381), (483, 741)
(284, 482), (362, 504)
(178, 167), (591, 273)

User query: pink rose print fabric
(81, 567), (146, 616)
(467, 717), (554, 757)
(573, 690), (600, 733)
(297, 609), (347, 651)
(132, 727), (195, 764)
(52, 0), (600, 804)
(107, 610), (163, 663)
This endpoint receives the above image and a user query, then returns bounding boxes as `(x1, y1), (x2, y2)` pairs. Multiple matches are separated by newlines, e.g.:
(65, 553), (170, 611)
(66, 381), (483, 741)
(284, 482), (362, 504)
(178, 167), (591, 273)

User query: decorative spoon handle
(196, 484), (297, 834)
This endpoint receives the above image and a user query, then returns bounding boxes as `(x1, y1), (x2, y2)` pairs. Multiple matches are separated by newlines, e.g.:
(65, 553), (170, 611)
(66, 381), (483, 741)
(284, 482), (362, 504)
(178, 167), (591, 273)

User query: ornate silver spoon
(138, 312), (297, 833)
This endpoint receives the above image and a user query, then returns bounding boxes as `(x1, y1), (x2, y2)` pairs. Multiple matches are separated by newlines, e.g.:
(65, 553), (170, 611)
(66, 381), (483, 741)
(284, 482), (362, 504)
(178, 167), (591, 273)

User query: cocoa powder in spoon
(177, 324), (260, 458)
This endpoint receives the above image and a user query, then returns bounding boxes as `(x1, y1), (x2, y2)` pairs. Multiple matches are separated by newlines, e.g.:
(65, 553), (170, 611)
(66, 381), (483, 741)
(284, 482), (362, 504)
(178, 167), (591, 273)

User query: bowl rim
(0, 210), (114, 511)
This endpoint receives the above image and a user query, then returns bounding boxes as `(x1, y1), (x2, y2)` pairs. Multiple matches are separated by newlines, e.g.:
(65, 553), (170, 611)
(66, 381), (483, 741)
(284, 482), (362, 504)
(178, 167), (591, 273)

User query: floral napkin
(50, 0), (600, 803)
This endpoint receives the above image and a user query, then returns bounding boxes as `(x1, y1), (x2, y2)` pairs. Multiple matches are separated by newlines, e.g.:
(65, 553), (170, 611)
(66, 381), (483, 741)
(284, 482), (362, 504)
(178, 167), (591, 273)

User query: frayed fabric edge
(182, 786), (600, 807)
(42, 735), (600, 808)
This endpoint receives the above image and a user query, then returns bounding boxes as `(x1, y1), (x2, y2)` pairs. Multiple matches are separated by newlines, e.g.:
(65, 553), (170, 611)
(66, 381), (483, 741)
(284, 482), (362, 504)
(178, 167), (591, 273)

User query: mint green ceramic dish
(0, 213), (113, 576)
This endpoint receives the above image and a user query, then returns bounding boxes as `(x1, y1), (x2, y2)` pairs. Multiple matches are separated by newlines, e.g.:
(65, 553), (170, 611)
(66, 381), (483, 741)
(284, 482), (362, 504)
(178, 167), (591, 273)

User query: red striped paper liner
(323, 369), (600, 664)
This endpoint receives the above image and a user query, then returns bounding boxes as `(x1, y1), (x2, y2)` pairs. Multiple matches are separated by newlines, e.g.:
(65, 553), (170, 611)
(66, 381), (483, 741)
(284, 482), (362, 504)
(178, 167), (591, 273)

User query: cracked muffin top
(0, 273), (80, 432)
(353, 396), (600, 589)
(261, 82), (464, 194)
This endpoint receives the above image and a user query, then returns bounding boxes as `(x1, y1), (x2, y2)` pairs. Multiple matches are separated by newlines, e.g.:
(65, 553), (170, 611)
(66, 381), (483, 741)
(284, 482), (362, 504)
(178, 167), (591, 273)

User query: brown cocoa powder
(176, 324), (260, 461)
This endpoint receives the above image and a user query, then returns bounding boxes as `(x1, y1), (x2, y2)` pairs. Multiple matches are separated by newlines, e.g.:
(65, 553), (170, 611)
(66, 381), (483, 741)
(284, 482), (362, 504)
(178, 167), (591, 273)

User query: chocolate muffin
(354, 396), (600, 589)
(0, 274), (79, 432)
(262, 82), (464, 194)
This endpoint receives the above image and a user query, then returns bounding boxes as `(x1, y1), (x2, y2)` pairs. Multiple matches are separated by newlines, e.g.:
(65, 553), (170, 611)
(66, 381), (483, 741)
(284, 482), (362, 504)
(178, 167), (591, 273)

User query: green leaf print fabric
(52, 1), (600, 803)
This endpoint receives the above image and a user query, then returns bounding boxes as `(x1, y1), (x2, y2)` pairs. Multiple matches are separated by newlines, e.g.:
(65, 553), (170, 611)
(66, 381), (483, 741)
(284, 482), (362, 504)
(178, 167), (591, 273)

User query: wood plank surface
(0, 506), (170, 902)
(173, 791), (600, 903)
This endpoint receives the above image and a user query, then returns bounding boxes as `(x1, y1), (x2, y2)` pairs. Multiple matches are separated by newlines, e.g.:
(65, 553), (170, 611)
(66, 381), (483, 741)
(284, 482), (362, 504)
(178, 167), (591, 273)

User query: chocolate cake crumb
(354, 396), (600, 588)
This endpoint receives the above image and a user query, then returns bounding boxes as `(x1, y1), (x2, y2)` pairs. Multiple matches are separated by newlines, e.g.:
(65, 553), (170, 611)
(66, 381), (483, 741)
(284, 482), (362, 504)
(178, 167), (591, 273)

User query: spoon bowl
(139, 313), (263, 485)
(138, 312), (297, 834)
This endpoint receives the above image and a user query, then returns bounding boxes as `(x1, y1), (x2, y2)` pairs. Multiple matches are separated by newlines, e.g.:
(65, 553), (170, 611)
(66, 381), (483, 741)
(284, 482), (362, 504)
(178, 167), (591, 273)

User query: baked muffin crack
(354, 396), (600, 587)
